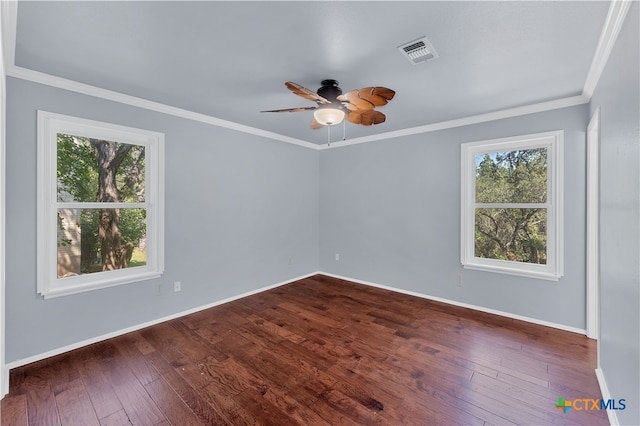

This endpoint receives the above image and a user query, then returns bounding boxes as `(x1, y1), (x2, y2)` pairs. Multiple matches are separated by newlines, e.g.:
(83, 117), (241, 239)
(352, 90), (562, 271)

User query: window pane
(57, 134), (145, 203)
(57, 207), (147, 278)
(475, 148), (547, 203)
(474, 208), (547, 264)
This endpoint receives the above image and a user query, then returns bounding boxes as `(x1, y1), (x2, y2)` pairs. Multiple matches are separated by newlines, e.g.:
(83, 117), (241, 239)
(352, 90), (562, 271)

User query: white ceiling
(9, 1), (611, 145)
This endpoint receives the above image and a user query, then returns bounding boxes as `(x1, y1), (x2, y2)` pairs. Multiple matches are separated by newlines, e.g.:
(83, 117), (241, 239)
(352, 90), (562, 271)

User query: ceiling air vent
(398, 36), (438, 65)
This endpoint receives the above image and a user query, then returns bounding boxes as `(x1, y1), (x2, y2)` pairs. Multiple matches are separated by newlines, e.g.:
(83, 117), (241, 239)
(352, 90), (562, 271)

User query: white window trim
(37, 111), (164, 298)
(460, 130), (564, 281)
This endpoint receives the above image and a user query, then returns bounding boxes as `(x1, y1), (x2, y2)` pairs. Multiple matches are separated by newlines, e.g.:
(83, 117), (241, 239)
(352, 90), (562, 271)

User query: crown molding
(6, 65), (319, 150)
(318, 94), (588, 150)
(8, 60), (588, 152)
(582, 0), (633, 100)
(0, 1), (630, 151)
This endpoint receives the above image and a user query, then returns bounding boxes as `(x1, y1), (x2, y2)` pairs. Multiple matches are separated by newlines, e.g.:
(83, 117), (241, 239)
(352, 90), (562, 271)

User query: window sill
(462, 261), (561, 281)
(39, 269), (162, 299)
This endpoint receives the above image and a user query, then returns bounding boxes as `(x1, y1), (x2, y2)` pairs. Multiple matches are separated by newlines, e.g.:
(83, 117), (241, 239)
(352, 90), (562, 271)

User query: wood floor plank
(47, 354), (83, 396)
(111, 334), (161, 386)
(107, 375), (166, 426)
(145, 351), (228, 425)
(394, 397), (487, 426)
(144, 378), (203, 426)
(0, 393), (28, 426)
(22, 366), (61, 426)
(428, 387), (517, 425)
(91, 344), (167, 426)
(234, 388), (299, 426)
(246, 313), (307, 344)
(258, 382), (334, 426)
(197, 386), (259, 426)
(75, 344), (126, 422)
(1, 274), (608, 425)
(98, 408), (132, 426)
(54, 378), (100, 426)
(139, 323), (190, 368)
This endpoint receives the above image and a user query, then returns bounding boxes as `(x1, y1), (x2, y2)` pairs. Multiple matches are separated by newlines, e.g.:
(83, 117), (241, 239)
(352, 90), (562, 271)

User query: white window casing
(460, 130), (564, 281)
(37, 111), (164, 298)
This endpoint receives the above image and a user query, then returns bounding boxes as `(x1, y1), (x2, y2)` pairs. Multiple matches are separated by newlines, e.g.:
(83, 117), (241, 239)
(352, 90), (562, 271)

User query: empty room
(0, 1), (638, 425)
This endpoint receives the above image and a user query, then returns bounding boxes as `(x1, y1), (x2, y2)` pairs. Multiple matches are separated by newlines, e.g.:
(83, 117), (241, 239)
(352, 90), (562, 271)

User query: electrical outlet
(457, 275), (462, 287)
(335, 253), (340, 261)
(174, 281), (181, 292)
(156, 283), (162, 296)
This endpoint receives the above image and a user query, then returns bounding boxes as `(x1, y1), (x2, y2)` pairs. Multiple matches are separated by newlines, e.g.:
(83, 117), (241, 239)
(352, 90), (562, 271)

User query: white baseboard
(595, 367), (619, 426)
(319, 272), (587, 335)
(1, 364), (8, 399)
(5, 272), (320, 372)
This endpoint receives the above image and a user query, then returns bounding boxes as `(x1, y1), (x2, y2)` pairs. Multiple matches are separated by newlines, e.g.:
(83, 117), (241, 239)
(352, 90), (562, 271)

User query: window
(461, 131), (563, 280)
(38, 111), (164, 298)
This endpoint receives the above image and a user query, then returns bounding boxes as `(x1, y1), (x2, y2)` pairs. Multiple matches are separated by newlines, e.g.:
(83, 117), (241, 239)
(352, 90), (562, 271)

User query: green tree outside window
(474, 148), (548, 264)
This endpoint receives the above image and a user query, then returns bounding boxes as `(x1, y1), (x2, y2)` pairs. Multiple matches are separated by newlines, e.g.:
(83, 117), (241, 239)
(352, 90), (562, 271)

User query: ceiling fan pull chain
(327, 124), (331, 147)
(343, 119), (346, 141)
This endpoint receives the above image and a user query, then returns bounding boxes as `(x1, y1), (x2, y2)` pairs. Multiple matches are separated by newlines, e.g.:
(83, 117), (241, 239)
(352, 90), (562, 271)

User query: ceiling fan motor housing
(317, 79), (343, 103)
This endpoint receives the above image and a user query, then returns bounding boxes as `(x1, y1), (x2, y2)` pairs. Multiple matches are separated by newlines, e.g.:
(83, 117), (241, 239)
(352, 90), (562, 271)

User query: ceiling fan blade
(368, 87), (396, 101)
(338, 86), (396, 111)
(285, 81), (331, 104)
(260, 106), (318, 113)
(337, 90), (375, 111)
(361, 110), (386, 126)
(347, 110), (386, 126)
(357, 87), (396, 107)
(310, 117), (323, 129)
(342, 102), (360, 112)
(346, 110), (362, 125)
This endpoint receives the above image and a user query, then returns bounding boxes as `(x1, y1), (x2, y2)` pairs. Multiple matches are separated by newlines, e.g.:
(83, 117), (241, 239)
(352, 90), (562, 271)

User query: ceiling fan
(261, 80), (395, 128)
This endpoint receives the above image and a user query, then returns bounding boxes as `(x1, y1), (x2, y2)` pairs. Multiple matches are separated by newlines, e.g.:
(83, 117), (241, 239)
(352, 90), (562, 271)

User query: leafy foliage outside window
(474, 149), (548, 264)
(56, 134), (147, 277)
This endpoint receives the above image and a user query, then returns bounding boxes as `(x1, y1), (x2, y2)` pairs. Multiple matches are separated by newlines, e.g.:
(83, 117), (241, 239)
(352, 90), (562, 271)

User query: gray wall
(320, 104), (589, 329)
(5, 77), (319, 362)
(589, 3), (639, 424)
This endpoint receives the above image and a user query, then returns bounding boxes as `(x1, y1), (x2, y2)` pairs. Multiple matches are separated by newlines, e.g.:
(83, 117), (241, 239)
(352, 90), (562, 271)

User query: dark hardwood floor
(1, 275), (608, 425)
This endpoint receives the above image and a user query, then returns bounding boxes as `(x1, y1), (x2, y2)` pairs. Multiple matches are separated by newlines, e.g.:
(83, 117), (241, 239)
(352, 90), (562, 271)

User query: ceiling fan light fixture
(313, 107), (345, 126)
